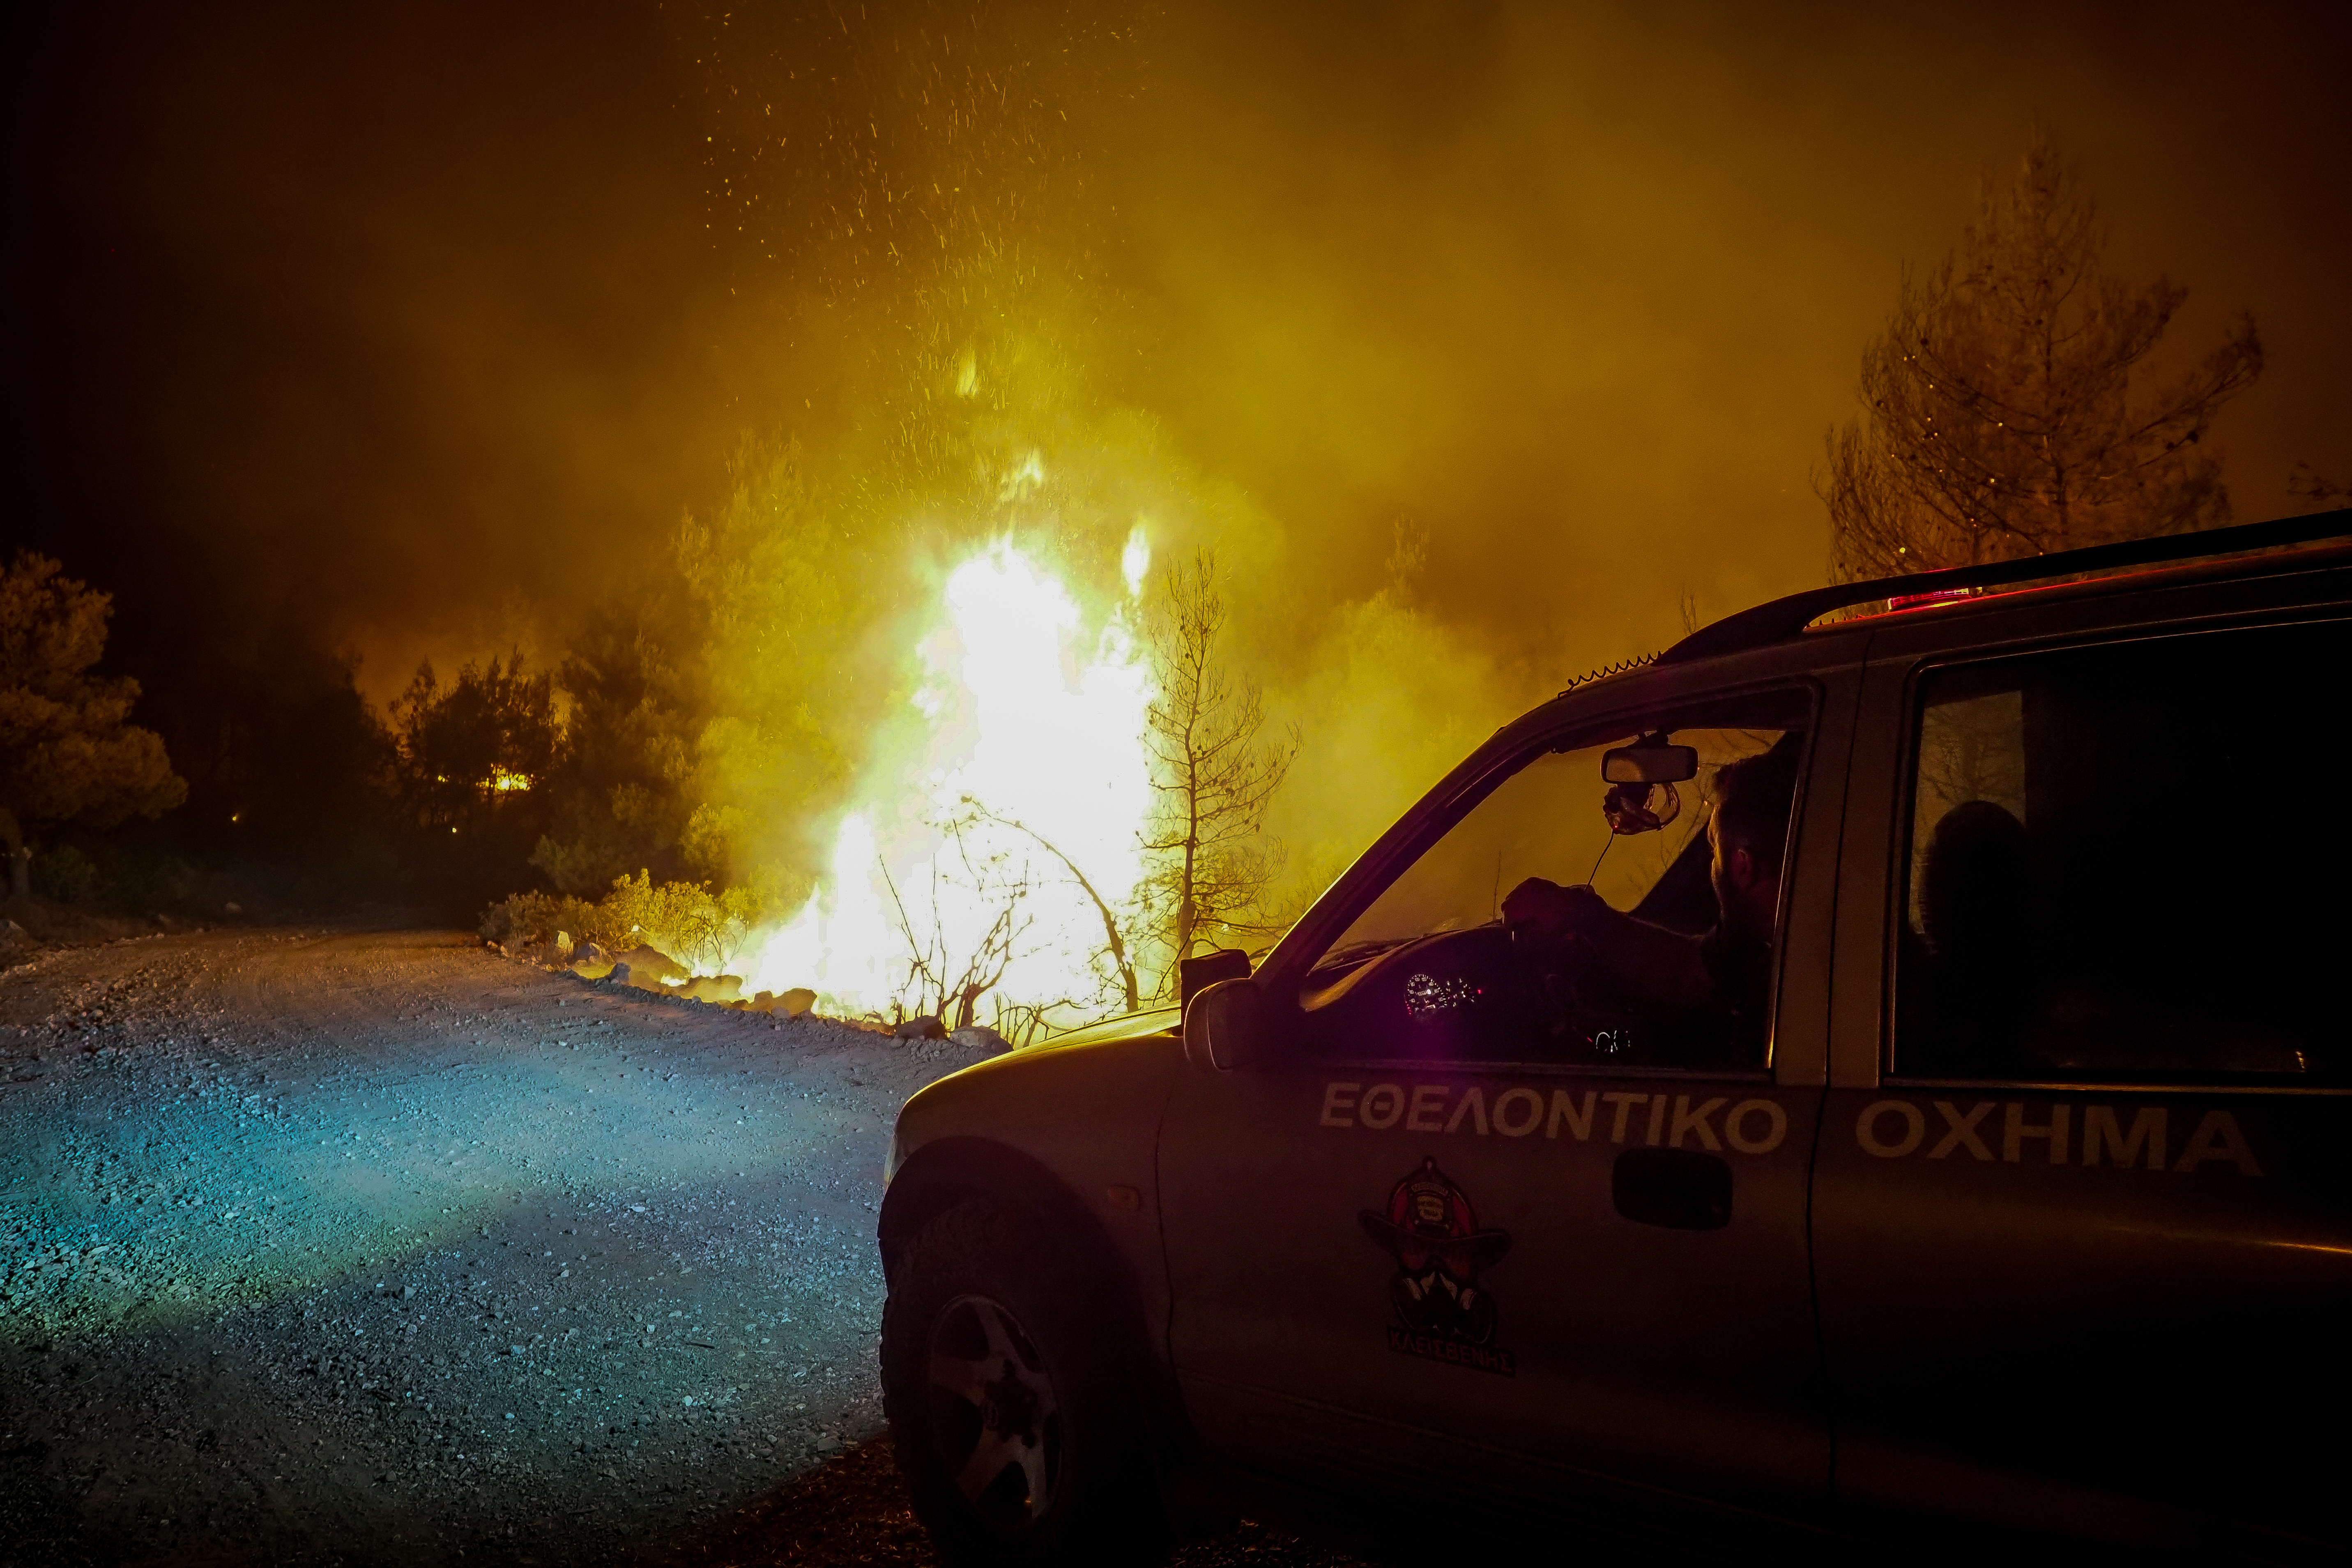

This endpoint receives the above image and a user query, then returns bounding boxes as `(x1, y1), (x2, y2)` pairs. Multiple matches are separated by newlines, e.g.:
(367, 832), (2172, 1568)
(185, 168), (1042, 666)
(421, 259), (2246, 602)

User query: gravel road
(0, 924), (1017, 1565)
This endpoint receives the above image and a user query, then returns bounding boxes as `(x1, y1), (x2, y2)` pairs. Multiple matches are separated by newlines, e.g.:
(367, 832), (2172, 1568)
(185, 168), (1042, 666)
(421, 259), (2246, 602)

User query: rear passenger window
(1895, 619), (2350, 1083)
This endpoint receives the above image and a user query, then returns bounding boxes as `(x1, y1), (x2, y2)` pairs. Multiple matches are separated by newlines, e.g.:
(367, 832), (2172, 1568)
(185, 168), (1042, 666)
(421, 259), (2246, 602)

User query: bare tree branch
(963, 798), (1141, 1013)
(874, 819), (1037, 1029)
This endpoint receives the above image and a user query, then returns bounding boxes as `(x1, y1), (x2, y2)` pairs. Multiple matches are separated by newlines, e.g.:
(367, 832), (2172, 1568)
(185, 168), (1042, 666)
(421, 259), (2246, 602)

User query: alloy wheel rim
(924, 1292), (1062, 1528)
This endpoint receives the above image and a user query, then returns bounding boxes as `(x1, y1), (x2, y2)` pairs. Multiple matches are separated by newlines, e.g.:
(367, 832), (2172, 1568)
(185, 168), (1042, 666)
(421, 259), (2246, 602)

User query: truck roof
(1659, 507), (2352, 669)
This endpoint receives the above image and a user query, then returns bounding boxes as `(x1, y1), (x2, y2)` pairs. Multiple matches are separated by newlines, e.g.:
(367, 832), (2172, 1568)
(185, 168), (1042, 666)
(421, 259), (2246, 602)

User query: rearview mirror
(1183, 976), (1273, 1071)
(1601, 735), (1698, 784)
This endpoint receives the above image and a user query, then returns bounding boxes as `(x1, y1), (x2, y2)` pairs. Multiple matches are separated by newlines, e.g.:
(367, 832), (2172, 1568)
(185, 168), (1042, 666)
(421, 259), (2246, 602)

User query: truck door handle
(1612, 1148), (1733, 1230)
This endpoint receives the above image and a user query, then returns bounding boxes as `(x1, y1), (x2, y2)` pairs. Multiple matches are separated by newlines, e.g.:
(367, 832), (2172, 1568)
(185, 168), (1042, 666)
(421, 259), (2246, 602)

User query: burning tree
(1821, 134), (2264, 579)
(0, 553), (185, 899)
(1141, 551), (1295, 978)
(674, 435), (867, 892)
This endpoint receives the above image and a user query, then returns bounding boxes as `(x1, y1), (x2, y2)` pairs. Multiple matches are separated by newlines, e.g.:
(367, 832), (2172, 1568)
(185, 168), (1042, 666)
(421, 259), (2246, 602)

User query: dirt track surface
(0, 925), (1000, 1565)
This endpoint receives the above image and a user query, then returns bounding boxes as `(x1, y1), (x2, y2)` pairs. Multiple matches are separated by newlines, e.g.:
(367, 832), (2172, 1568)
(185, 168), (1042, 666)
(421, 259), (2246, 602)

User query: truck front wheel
(881, 1199), (1164, 1566)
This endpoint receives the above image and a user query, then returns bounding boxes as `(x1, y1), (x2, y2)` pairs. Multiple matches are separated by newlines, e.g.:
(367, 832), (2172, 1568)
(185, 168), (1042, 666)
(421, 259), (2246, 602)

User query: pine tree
(1822, 136), (2264, 580)
(0, 553), (186, 898)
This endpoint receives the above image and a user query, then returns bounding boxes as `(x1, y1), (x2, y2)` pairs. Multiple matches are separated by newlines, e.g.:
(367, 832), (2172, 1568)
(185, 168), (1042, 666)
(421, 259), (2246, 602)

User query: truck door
(1814, 616), (2352, 1549)
(1158, 675), (1853, 1524)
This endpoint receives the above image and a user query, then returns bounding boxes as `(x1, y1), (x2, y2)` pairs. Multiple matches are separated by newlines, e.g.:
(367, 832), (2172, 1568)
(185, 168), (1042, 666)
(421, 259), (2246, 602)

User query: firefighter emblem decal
(1359, 1156), (1516, 1376)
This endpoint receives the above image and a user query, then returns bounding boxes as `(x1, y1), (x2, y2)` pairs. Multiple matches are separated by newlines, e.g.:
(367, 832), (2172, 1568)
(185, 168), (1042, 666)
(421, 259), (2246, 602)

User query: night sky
(9, 0), (2348, 711)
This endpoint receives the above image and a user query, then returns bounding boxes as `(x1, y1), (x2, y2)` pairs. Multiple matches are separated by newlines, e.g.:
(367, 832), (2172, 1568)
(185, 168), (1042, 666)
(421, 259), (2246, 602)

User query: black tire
(881, 1199), (1166, 1567)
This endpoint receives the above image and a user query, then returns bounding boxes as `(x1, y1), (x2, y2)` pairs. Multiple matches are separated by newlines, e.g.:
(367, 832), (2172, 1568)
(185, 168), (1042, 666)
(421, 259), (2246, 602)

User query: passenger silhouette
(1906, 800), (2038, 1074)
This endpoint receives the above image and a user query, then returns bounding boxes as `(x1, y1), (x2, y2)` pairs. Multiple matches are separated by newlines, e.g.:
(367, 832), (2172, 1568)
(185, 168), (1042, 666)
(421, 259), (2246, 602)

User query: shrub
(478, 890), (594, 949)
(479, 871), (766, 973)
(30, 844), (101, 904)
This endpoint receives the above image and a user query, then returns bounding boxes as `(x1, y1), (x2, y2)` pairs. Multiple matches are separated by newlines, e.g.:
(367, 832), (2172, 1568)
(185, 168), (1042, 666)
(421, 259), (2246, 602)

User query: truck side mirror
(1178, 946), (1251, 1012)
(1183, 976), (1273, 1072)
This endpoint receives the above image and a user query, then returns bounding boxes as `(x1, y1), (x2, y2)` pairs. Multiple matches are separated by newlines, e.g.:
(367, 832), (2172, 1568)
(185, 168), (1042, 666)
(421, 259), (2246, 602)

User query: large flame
(742, 531), (1157, 1029)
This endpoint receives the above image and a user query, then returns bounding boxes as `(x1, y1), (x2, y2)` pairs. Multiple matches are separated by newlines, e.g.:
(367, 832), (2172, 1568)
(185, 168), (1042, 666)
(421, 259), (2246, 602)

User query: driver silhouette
(1500, 745), (1800, 1062)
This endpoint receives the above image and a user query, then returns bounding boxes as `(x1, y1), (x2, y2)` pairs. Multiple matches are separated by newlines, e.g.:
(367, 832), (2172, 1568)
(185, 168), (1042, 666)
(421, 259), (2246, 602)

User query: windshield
(1314, 725), (1790, 973)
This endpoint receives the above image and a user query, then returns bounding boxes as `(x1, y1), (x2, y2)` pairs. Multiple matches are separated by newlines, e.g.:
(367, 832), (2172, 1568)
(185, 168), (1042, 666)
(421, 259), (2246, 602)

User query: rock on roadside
(949, 1025), (1011, 1055)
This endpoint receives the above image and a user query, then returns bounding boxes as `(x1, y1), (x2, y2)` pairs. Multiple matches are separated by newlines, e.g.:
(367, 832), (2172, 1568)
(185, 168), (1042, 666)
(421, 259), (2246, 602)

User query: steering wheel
(1310, 921), (1660, 1063)
(1505, 919), (1649, 1063)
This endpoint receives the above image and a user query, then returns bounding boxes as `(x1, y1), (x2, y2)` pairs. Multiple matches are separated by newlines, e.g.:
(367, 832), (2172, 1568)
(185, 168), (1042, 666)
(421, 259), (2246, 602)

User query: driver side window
(1303, 690), (1811, 1069)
